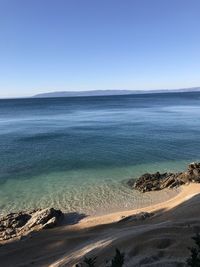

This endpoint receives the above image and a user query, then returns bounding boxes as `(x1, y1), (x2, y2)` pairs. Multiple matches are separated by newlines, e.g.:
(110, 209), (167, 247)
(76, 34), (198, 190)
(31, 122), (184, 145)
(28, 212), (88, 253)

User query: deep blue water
(0, 92), (200, 214)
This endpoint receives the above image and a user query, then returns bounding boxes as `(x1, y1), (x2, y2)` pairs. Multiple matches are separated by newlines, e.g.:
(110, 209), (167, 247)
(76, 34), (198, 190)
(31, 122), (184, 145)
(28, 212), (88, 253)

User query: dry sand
(1, 183), (200, 266)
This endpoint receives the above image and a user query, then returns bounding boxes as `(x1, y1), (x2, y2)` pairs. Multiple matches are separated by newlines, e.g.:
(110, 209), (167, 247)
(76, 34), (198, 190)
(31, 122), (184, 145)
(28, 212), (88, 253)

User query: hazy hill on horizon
(33, 87), (200, 98)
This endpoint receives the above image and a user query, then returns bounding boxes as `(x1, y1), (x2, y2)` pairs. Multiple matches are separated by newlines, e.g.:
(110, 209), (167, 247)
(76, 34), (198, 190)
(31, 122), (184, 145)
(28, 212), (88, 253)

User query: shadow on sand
(62, 212), (88, 225)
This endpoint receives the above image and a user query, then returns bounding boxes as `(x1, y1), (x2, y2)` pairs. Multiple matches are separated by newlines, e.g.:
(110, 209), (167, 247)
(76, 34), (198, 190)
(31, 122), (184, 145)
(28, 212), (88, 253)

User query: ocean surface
(1, 92), (200, 215)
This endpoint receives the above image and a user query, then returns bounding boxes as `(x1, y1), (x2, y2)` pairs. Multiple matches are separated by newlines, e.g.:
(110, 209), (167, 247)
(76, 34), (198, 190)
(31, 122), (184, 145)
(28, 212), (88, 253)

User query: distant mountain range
(33, 87), (200, 98)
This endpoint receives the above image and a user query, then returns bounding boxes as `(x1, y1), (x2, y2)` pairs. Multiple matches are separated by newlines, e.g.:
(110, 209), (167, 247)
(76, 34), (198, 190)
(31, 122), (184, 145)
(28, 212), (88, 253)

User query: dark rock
(118, 212), (153, 223)
(127, 162), (200, 193)
(0, 208), (64, 242)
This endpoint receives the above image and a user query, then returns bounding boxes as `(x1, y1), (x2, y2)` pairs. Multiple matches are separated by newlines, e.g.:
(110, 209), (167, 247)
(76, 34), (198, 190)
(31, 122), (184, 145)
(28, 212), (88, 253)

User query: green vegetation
(76, 248), (125, 267)
(107, 248), (125, 267)
(187, 233), (200, 266)
(83, 256), (97, 267)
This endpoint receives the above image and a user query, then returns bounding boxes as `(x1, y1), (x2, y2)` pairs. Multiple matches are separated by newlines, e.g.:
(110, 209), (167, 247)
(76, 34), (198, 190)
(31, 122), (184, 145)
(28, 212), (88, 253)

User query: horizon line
(1, 86), (200, 100)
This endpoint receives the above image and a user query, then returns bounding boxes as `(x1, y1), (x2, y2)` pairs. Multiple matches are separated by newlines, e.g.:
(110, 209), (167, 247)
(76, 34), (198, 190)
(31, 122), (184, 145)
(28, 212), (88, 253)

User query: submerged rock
(0, 208), (64, 241)
(128, 162), (200, 193)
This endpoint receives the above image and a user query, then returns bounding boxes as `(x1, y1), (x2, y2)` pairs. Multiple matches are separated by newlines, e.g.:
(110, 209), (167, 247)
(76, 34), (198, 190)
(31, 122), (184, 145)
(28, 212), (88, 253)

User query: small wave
(18, 132), (67, 142)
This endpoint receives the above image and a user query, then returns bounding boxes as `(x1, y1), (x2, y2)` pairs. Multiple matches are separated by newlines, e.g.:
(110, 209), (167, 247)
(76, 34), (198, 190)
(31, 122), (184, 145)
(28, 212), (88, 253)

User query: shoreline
(51, 183), (200, 267)
(0, 186), (180, 243)
(0, 177), (179, 218)
(1, 183), (200, 266)
(66, 183), (198, 229)
(0, 161), (198, 218)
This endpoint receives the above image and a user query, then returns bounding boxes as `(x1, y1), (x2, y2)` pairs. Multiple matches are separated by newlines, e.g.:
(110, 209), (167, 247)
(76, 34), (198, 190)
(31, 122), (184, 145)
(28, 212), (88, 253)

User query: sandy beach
(1, 183), (200, 266)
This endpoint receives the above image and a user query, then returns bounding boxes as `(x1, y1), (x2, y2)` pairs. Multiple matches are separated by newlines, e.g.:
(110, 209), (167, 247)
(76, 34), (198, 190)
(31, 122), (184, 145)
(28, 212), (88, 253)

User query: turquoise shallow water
(0, 92), (200, 215)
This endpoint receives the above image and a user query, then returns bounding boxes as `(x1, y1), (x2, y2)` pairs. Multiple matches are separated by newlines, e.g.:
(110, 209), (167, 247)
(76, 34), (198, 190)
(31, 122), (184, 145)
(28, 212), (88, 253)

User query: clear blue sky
(0, 0), (200, 98)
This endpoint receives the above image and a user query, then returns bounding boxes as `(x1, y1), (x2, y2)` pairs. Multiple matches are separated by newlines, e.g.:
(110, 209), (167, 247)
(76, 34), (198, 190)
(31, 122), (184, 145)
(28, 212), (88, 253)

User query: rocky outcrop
(0, 208), (64, 241)
(128, 162), (200, 193)
(118, 212), (154, 223)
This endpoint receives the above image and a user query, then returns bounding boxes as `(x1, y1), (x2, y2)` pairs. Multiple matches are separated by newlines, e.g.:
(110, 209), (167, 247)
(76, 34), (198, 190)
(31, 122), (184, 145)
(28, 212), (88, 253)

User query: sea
(0, 92), (200, 215)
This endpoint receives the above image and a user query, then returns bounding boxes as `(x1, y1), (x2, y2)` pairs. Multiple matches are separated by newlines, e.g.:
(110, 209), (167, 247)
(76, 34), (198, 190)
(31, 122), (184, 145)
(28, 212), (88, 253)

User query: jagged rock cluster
(119, 212), (153, 223)
(0, 208), (64, 241)
(128, 162), (200, 193)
